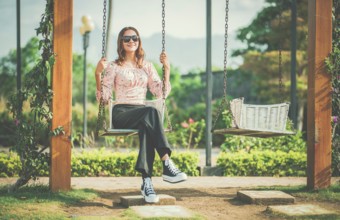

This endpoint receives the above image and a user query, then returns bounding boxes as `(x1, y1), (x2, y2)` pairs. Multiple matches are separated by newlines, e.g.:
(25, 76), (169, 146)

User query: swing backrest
(109, 98), (166, 129)
(230, 98), (290, 132)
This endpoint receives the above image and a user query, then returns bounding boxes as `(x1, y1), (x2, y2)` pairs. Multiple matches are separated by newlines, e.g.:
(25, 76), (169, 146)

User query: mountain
(73, 28), (245, 74)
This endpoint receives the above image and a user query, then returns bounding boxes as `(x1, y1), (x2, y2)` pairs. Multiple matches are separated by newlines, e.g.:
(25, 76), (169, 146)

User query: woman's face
(122, 29), (139, 54)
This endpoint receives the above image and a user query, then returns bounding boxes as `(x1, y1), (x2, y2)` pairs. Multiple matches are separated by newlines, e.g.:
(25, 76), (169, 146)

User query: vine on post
(325, 1), (340, 176)
(7, 0), (63, 191)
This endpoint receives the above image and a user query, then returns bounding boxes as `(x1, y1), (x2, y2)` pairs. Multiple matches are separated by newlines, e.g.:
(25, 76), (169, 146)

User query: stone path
(1, 177), (339, 219)
(237, 190), (295, 205)
(131, 205), (194, 219)
(120, 194), (176, 207)
(267, 204), (338, 217)
(1, 176), (319, 190)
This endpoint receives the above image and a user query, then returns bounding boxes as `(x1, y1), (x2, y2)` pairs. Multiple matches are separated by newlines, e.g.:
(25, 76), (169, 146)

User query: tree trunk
(8, 173), (31, 192)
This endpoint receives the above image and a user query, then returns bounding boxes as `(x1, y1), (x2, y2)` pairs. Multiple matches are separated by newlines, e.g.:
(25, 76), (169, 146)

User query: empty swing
(212, 0), (295, 138)
(95, 0), (172, 137)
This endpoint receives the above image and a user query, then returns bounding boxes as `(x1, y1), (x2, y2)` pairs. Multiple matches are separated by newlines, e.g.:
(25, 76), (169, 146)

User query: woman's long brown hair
(115, 26), (145, 68)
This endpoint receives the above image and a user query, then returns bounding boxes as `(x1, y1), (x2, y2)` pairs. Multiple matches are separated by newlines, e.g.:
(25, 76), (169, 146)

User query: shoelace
(166, 159), (181, 175)
(144, 178), (156, 196)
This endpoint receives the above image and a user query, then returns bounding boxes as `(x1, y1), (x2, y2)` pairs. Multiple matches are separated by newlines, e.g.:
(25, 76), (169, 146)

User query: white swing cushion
(230, 97), (290, 132)
(109, 98), (166, 130)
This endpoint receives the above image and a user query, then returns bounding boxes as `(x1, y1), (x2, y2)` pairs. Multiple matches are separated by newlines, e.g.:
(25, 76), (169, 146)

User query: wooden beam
(50, 0), (73, 191)
(307, 0), (332, 189)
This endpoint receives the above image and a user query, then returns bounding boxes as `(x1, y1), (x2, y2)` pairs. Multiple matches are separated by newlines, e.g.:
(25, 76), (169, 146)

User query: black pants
(112, 104), (172, 177)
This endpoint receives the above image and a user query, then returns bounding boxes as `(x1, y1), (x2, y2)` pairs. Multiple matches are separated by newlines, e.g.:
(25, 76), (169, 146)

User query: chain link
(102, 0), (107, 58)
(95, 0), (108, 137)
(161, 0), (172, 131)
(212, 0), (231, 131)
(278, 3), (284, 103)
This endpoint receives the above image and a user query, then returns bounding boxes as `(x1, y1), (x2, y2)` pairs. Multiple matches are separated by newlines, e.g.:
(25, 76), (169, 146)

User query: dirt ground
(62, 187), (340, 220)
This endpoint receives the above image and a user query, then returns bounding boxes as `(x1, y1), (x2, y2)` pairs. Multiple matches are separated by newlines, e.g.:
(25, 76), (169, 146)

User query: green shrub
(0, 149), (200, 177)
(72, 102), (100, 138)
(217, 150), (306, 176)
(221, 131), (306, 153)
(71, 149), (200, 177)
(167, 118), (205, 149)
(0, 111), (16, 147)
(0, 152), (21, 177)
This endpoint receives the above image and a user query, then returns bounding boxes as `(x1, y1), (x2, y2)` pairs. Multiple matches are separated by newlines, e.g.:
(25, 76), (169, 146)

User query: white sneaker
(162, 158), (188, 183)
(140, 177), (159, 203)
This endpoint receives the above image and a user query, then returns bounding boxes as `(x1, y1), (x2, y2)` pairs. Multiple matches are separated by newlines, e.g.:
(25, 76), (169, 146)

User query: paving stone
(120, 194), (176, 208)
(71, 216), (115, 219)
(267, 204), (338, 217)
(131, 205), (194, 218)
(237, 190), (295, 205)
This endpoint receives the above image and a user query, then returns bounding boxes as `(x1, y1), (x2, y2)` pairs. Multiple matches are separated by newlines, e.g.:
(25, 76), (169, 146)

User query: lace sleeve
(96, 62), (116, 104)
(146, 61), (171, 99)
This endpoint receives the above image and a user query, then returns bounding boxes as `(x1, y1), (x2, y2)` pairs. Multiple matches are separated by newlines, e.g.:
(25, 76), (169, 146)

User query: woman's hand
(95, 57), (107, 91)
(95, 57), (107, 76)
(159, 52), (170, 71)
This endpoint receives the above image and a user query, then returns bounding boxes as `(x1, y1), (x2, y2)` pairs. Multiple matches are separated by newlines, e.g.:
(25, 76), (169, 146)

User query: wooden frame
(307, 0), (332, 189)
(50, 0), (73, 191)
(49, 0), (333, 191)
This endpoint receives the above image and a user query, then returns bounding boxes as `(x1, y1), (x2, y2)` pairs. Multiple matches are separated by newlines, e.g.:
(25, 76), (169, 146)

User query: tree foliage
(72, 54), (96, 104)
(238, 50), (307, 104)
(234, 0), (308, 55)
(325, 0), (340, 176)
(0, 37), (40, 99)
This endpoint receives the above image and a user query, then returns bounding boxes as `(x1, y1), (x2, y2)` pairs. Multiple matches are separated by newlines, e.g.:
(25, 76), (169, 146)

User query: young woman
(95, 26), (187, 203)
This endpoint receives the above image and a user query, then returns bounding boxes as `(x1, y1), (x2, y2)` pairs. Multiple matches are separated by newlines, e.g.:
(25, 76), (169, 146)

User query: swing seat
(214, 98), (295, 138)
(99, 98), (166, 136)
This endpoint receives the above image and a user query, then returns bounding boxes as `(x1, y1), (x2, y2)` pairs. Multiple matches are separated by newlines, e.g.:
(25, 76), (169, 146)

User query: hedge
(217, 150), (307, 176)
(0, 149), (200, 177)
(1, 149), (308, 178)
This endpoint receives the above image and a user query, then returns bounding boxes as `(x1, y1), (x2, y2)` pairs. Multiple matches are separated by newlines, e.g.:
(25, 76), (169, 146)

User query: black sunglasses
(122, 35), (139, 43)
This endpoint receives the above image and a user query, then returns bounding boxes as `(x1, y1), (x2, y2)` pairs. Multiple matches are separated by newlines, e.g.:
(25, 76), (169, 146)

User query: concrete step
(237, 190), (295, 205)
(267, 204), (338, 217)
(131, 205), (194, 219)
(120, 194), (176, 208)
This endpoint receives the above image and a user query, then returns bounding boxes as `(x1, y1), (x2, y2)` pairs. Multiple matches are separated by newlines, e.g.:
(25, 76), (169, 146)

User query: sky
(0, 0), (266, 71)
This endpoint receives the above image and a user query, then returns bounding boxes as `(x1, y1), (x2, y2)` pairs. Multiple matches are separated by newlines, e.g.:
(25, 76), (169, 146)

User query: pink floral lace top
(96, 60), (171, 105)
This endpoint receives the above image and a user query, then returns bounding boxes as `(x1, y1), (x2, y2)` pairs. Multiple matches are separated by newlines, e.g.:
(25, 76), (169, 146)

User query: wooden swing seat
(213, 98), (295, 138)
(99, 98), (166, 136)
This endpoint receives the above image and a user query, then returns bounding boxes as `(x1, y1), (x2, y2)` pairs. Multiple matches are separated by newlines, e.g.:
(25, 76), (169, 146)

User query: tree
(234, 0), (308, 55)
(72, 53), (96, 104)
(6, 0), (62, 191)
(232, 0), (309, 130)
(238, 50), (307, 104)
(0, 37), (40, 99)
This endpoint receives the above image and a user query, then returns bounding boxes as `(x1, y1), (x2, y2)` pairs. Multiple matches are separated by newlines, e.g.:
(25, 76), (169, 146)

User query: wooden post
(307, 0), (332, 189)
(50, 0), (73, 191)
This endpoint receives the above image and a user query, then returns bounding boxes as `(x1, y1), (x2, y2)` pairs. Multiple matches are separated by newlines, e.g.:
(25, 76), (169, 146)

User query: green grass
(255, 183), (340, 203)
(256, 183), (340, 220)
(0, 183), (98, 220)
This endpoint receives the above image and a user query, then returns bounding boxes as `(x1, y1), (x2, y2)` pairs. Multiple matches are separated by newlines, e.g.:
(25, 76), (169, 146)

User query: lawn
(0, 182), (339, 220)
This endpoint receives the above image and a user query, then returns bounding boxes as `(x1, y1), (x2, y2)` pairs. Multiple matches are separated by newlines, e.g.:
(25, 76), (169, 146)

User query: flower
(14, 119), (20, 126)
(181, 121), (189, 128)
(332, 116), (339, 124)
(188, 118), (195, 124)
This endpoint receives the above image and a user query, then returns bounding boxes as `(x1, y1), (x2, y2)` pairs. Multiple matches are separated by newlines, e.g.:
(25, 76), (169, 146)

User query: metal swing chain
(161, 0), (173, 131)
(278, 3), (284, 103)
(95, 0), (108, 137)
(212, 0), (233, 131)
